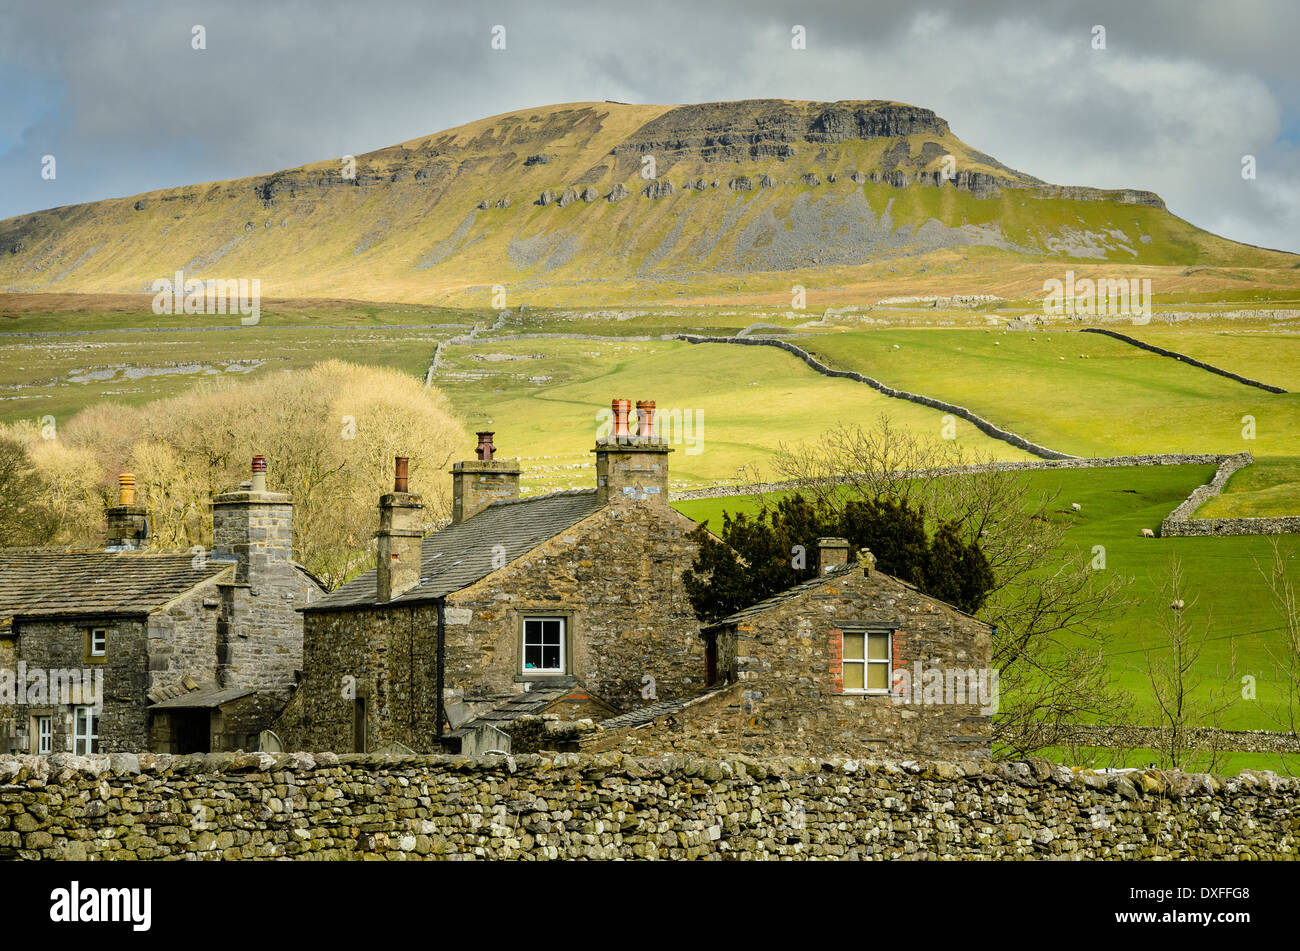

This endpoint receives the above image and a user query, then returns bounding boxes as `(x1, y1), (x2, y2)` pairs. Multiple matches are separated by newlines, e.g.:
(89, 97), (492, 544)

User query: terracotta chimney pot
(118, 473), (136, 507)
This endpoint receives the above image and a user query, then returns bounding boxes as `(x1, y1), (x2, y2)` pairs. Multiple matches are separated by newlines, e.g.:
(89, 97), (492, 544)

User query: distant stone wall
(1, 752), (1296, 860)
(1159, 452), (1300, 536)
(1065, 723), (1300, 755)
(1080, 328), (1288, 393)
(672, 454), (1228, 501)
(674, 334), (1073, 460)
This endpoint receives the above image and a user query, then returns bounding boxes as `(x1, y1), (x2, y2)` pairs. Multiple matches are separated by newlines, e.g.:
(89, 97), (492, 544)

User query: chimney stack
(817, 537), (850, 574)
(105, 473), (150, 550)
(211, 456), (293, 583)
(451, 432), (520, 523)
(377, 456), (425, 602)
(594, 397), (671, 505)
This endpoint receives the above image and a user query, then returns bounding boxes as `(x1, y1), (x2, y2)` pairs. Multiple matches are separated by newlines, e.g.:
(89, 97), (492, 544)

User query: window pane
(843, 662), (864, 690)
(843, 633), (865, 660)
(868, 633), (889, 660)
(867, 662), (888, 690)
(523, 618), (563, 671)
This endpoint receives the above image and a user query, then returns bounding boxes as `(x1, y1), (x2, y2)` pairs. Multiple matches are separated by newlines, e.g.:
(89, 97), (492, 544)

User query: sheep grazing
(1141, 528), (1155, 538)
(1071, 502), (1081, 511)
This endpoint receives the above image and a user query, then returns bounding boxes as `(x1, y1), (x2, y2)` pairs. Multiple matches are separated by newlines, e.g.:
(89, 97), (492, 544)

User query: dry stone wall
(1159, 452), (1300, 536)
(1, 752), (1296, 860)
(674, 334), (1073, 460)
(1080, 328), (1288, 394)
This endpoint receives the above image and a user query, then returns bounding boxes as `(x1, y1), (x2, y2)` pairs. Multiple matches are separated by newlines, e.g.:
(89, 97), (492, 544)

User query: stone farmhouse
(278, 399), (994, 760)
(0, 458), (324, 755)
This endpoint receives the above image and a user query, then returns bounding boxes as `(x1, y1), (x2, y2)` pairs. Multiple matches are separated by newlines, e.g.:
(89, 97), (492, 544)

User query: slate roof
(594, 685), (734, 731)
(306, 489), (604, 612)
(701, 561), (990, 632)
(0, 549), (230, 624)
(463, 682), (575, 731)
(149, 683), (257, 709)
(701, 563), (857, 631)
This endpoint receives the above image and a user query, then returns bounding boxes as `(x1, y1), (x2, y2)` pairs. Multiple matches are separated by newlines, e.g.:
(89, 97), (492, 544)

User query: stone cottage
(279, 399), (709, 754)
(0, 458), (324, 755)
(582, 539), (995, 760)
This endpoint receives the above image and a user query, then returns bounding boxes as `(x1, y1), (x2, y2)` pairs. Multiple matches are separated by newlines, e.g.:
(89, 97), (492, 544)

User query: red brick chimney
(377, 456), (425, 602)
(451, 432), (520, 523)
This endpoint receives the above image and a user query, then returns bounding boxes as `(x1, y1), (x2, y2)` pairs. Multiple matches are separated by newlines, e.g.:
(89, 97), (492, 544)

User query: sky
(2, 0), (1298, 252)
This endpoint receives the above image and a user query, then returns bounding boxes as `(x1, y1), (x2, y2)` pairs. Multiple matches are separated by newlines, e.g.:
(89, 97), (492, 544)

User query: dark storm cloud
(1, 0), (1296, 250)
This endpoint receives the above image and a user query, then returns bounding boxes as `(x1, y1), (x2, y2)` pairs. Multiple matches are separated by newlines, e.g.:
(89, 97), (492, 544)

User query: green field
(1201, 456), (1300, 517)
(1125, 326), (1300, 391)
(676, 464), (1300, 739)
(798, 327), (1300, 466)
(432, 336), (1032, 490)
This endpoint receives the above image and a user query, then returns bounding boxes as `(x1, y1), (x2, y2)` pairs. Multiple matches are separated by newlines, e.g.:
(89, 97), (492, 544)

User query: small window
(89, 628), (107, 658)
(35, 716), (52, 755)
(522, 617), (565, 673)
(842, 630), (891, 694)
(73, 706), (99, 755)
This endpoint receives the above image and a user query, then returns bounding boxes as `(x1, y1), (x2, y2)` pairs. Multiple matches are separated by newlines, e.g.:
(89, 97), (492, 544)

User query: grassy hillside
(2, 100), (1296, 307)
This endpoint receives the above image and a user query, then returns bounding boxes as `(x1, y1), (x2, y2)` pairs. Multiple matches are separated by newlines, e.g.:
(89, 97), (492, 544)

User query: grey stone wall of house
(443, 500), (705, 712)
(0, 635), (15, 751)
(145, 581), (221, 691)
(212, 489), (318, 690)
(4, 617), (148, 754)
(657, 568), (994, 761)
(277, 602), (442, 754)
(2, 752), (1296, 860)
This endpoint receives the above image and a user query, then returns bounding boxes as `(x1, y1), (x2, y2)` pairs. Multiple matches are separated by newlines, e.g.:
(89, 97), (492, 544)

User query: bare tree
(5, 360), (464, 589)
(1143, 555), (1237, 772)
(1255, 539), (1300, 737)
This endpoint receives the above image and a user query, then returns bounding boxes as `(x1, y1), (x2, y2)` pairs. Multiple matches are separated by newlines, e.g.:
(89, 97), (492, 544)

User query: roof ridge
(488, 488), (598, 508)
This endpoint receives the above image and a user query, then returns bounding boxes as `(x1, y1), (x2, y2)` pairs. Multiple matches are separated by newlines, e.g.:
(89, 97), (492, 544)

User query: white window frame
(89, 627), (107, 657)
(73, 706), (99, 755)
(35, 716), (52, 755)
(841, 628), (892, 695)
(521, 616), (566, 674)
